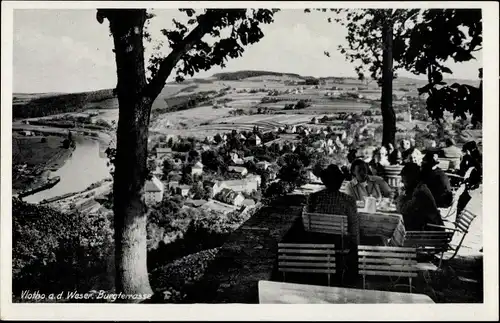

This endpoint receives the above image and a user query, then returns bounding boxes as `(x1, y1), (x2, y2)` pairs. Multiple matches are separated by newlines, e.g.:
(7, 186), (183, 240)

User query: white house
(228, 166), (248, 176)
(215, 188), (245, 207)
(333, 130), (347, 141)
(178, 185), (191, 197)
(156, 147), (172, 159)
(191, 161), (204, 176)
(247, 134), (262, 146)
(144, 176), (164, 204)
(213, 176), (260, 196)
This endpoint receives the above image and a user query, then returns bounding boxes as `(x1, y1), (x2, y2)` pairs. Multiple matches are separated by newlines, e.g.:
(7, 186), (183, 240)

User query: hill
(13, 89), (116, 119)
(212, 70), (304, 81)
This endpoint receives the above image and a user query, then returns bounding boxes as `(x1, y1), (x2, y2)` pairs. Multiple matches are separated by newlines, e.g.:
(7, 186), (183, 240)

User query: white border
(1, 1), (498, 321)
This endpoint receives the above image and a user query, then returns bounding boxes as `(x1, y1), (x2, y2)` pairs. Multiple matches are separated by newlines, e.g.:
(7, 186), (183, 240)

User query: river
(24, 136), (112, 204)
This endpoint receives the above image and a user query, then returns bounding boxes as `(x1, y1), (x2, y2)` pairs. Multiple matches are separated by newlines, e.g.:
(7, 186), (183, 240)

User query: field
(14, 71), (480, 144)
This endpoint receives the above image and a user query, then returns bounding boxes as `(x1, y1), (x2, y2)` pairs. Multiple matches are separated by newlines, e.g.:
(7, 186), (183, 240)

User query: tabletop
(258, 280), (435, 304)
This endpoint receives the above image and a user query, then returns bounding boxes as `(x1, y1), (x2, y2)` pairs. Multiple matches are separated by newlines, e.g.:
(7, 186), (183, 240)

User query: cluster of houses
(143, 109), (380, 213)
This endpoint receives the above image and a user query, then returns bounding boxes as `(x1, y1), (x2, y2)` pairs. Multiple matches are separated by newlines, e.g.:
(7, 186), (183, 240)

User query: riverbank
(12, 135), (75, 193)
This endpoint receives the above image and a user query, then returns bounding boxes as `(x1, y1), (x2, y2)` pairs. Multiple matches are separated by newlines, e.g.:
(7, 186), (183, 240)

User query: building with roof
(247, 134), (262, 146)
(191, 161), (204, 176)
(214, 188), (245, 207)
(228, 166), (248, 176)
(212, 175), (261, 196)
(145, 176), (164, 204)
(155, 147), (172, 159)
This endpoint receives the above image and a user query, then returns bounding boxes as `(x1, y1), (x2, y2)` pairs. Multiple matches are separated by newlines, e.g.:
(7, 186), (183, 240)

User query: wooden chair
(277, 243), (337, 286)
(383, 165), (404, 190)
(403, 230), (454, 269)
(427, 208), (479, 262)
(358, 245), (418, 293)
(302, 206), (349, 250)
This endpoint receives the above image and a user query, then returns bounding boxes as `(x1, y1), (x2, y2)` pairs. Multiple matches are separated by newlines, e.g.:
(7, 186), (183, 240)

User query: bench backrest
(358, 245), (418, 278)
(302, 208), (348, 236)
(277, 243), (337, 275)
(455, 209), (477, 234)
(403, 231), (454, 253)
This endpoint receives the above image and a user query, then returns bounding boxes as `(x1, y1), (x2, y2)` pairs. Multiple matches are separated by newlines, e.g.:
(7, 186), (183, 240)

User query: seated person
(377, 146), (391, 166)
(406, 147), (423, 166)
(396, 163), (444, 231)
(307, 164), (360, 246)
(368, 148), (387, 177)
(421, 152), (453, 208)
(440, 138), (462, 171)
(400, 139), (414, 162)
(459, 140), (482, 190)
(307, 164), (360, 285)
(345, 159), (392, 201)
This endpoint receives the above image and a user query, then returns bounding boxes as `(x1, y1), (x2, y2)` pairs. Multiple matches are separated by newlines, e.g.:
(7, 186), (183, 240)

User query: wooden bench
(403, 230), (454, 268)
(358, 245), (418, 293)
(277, 243), (337, 286)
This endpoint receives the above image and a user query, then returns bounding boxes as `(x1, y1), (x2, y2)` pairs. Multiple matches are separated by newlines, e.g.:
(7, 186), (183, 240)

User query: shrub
(12, 198), (113, 297)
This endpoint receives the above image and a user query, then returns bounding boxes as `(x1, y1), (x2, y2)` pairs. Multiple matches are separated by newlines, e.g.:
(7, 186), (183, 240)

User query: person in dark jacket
(396, 163), (444, 231)
(459, 140), (482, 190)
(421, 152), (454, 208)
(307, 164), (360, 286)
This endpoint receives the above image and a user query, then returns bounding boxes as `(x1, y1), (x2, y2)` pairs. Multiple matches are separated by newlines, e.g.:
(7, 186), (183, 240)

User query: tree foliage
(313, 8), (482, 124)
(12, 198), (113, 297)
(277, 153), (308, 189)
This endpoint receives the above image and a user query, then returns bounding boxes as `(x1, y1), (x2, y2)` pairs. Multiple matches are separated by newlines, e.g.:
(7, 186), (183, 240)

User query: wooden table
(357, 208), (406, 247)
(258, 280), (435, 304)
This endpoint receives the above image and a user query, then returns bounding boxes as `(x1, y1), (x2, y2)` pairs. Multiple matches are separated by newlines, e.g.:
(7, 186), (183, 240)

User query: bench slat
(279, 249), (337, 255)
(279, 262), (336, 268)
(359, 264), (417, 272)
(359, 258), (417, 265)
(405, 232), (454, 237)
(279, 255), (333, 261)
(358, 251), (416, 258)
(306, 221), (347, 228)
(307, 229), (347, 235)
(278, 243), (336, 248)
(456, 221), (470, 232)
(309, 225), (347, 232)
(359, 246), (416, 252)
(279, 268), (337, 274)
(404, 240), (450, 246)
(359, 270), (418, 278)
(306, 218), (347, 225)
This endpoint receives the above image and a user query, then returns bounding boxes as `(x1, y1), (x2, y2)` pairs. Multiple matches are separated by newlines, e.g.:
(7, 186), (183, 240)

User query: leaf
(440, 66), (453, 74)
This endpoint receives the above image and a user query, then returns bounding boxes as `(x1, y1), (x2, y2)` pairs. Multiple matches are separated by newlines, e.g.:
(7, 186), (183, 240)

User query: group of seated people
(306, 139), (481, 285)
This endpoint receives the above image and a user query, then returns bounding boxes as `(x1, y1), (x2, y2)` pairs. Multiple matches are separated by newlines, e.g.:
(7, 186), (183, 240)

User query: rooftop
(145, 176), (163, 192)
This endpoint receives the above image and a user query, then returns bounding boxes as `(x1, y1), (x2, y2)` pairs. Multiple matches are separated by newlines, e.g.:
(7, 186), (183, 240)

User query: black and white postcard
(1, 1), (498, 321)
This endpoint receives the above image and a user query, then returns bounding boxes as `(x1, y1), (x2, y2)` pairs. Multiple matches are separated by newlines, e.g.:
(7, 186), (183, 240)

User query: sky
(13, 9), (483, 93)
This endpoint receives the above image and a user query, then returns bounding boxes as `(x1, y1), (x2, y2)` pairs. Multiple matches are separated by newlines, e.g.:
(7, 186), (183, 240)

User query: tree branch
(143, 14), (213, 101)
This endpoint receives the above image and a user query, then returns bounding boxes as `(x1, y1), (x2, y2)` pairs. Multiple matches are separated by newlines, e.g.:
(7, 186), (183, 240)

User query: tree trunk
(381, 19), (396, 147)
(108, 10), (154, 301)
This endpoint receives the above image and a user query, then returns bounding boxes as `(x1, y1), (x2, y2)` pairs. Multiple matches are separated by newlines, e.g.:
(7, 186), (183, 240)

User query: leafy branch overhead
(308, 8), (482, 125)
(98, 8), (279, 100)
(308, 8), (482, 83)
